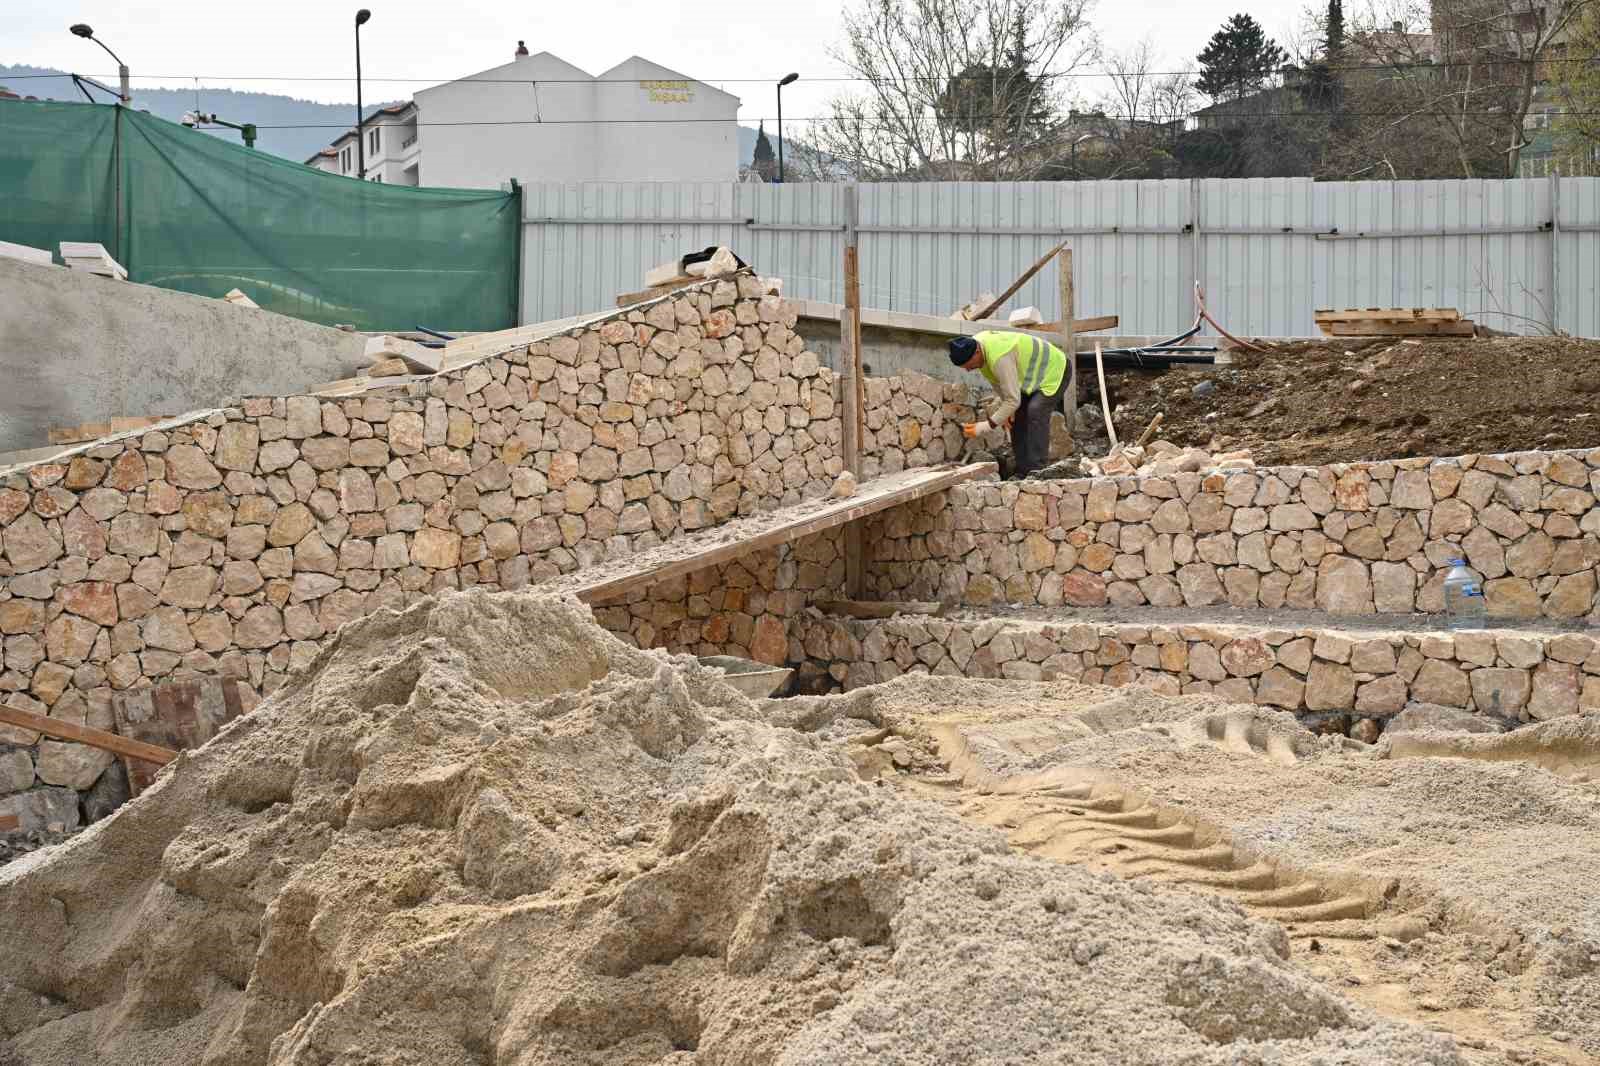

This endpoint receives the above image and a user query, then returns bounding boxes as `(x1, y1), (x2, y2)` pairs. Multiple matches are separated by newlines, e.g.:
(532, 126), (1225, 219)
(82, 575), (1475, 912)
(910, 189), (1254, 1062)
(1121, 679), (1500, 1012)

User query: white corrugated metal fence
(520, 177), (1600, 338)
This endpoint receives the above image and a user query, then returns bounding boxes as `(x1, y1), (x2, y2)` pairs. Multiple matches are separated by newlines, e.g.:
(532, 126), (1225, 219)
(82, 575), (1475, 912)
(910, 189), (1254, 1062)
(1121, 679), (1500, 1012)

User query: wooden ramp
(559, 462), (996, 604)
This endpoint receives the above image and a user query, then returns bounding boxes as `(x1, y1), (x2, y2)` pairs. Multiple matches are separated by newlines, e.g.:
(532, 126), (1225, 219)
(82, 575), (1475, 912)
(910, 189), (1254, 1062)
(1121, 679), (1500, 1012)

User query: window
(340, 146), (351, 173)
(371, 173), (382, 182)
(369, 127), (380, 154)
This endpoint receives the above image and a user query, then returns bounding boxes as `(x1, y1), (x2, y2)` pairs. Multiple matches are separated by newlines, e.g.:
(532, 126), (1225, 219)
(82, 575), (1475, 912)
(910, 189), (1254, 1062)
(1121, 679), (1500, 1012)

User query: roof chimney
(515, 40), (529, 57)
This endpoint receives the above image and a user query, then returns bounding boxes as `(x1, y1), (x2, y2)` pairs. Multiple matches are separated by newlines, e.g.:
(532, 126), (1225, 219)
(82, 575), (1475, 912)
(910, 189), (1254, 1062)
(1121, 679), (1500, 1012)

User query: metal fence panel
(521, 178), (1591, 338)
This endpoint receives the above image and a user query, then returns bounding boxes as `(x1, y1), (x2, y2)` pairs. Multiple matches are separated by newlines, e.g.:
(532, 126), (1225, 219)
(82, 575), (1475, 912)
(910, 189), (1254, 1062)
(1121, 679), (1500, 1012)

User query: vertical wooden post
(839, 185), (866, 597)
(1057, 246), (1076, 435)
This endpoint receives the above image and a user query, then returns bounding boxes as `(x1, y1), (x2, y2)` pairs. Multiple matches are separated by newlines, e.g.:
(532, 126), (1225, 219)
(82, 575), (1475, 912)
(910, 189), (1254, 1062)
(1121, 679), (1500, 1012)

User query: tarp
(0, 99), (519, 331)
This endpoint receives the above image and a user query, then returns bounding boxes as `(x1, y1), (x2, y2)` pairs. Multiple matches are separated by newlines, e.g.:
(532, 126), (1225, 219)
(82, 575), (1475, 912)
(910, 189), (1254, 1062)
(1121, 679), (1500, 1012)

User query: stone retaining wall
(0, 276), (973, 829)
(864, 452), (1600, 621)
(793, 612), (1600, 729)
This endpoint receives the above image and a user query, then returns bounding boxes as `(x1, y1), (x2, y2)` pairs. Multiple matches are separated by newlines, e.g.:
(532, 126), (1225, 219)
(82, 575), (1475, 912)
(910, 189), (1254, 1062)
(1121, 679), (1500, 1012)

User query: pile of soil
(1101, 336), (1600, 467)
(0, 589), (1458, 1065)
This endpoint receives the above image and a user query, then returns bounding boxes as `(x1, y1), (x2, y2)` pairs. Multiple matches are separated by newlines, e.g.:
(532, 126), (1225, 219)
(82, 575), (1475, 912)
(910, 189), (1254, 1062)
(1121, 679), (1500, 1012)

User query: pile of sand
(0, 589), (1462, 1065)
(860, 676), (1600, 1065)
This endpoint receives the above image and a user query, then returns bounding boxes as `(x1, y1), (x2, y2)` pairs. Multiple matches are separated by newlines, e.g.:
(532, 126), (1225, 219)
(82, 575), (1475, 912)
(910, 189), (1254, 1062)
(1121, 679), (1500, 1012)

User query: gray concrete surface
(0, 257), (366, 452)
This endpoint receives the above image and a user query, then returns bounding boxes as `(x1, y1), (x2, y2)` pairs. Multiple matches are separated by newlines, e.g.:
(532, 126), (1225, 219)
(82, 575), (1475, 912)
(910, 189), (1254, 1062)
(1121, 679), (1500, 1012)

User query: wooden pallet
(1314, 308), (1473, 337)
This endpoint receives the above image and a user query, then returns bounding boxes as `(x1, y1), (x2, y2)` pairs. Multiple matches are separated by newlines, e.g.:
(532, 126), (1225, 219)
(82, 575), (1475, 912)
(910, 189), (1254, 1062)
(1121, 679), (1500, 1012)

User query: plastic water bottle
(1442, 558), (1486, 629)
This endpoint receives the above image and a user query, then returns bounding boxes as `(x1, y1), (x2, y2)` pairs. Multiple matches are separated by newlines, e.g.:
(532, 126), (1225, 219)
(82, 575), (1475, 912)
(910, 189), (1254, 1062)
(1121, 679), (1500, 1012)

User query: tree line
(774, 0), (1600, 182)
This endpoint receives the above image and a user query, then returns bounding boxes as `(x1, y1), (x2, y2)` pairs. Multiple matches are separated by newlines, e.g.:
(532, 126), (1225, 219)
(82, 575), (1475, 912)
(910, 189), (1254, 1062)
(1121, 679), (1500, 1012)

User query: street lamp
(355, 9), (371, 180)
(68, 24), (129, 103)
(776, 72), (799, 183)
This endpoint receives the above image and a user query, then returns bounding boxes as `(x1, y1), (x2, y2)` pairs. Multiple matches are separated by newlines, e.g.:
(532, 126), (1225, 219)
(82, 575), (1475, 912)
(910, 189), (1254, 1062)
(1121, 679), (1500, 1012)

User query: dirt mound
(1103, 335), (1600, 466)
(862, 678), (1600, 1065)
(0, 590), (1460, 1065)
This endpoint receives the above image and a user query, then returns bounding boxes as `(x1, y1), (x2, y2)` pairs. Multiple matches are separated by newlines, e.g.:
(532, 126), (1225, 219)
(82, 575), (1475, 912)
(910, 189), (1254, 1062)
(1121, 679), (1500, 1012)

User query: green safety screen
(0, 99), (519, 331)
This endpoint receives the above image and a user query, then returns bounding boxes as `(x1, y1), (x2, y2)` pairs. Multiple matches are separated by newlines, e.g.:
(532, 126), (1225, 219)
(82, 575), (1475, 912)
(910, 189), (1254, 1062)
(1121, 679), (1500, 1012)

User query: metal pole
(1059, 247), (1076, 435)
(355, 22), (365, 179)
(1550, 170), (1561, 335)
(118, 63), (129, 103)
(777, 86), (785, 183)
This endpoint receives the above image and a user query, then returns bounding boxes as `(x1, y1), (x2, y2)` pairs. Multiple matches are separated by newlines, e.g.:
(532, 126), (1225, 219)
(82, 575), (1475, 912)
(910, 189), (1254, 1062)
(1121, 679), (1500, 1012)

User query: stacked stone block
(0, 276), (968, 822)
(866, 452), (1600, 622)
(793, 613), (1600, 726)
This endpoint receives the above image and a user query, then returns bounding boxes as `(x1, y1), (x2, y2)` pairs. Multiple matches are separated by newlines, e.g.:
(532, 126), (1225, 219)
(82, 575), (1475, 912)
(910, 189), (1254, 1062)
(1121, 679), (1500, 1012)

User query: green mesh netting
(1, 99), (519, 331)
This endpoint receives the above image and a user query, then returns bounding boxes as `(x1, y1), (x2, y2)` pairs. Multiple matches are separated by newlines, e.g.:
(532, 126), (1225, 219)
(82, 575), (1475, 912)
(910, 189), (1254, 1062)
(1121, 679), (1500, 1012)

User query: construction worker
(950, 331), (1068, 479)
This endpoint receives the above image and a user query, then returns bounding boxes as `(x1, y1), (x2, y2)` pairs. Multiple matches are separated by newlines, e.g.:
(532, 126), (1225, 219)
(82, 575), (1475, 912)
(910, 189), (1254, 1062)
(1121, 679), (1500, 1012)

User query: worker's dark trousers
(1011, 389), (1057, 478)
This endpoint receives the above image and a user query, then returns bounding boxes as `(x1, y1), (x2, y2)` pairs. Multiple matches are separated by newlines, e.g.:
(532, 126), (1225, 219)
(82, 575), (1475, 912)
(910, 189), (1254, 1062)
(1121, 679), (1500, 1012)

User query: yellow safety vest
(974, 331), (1068, 398)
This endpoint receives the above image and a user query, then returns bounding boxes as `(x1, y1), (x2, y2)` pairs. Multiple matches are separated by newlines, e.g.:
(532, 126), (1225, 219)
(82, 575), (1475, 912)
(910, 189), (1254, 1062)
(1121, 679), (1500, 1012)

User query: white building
(304, 45), (739, 188)
(305, 102), (420, 185)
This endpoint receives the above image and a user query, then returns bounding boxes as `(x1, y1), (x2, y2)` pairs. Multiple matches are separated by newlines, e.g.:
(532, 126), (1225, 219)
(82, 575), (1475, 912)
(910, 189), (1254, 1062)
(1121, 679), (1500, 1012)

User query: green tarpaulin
(0, 99), (519, 331)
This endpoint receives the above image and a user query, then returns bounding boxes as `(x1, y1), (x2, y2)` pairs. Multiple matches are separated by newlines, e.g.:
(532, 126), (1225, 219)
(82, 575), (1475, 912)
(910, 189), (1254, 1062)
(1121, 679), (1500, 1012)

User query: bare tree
(1328, 0), (1595, 178)
(1069, 38), (1194, 178)
(807, 0), (1096, 181)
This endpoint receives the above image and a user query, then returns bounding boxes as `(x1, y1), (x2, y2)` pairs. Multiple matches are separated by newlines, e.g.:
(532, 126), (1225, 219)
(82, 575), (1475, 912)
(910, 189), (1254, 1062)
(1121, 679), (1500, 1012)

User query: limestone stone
(1268, 503), (1317, 531)
(160, 566), (218, 608)
(1220, 637), (1273, 677)
(35, 741), (115, 790)
(1505, 532), (1555, 578)
(214, 422), (260, 471)
(1389, 469), (1432, 509)
(1469, 668), (1530, 716)
(1304, 660), (1356, 711)
(1278, 637), (1312, 674)
(3, 512), (62, 572)
(1371, 561), (1416, 614)
(62, 581), (118, 626)
(1255, 667), (1304, 709)
(286, 395), (323, 438)
(1175, 563), (1223, 607)
(45, 614), (99, 663)
(389, 411), (426, 455)
(1354, 675), (1407, 714)
(1187, 642), (1226, 681)
(164, 444), (223, 489)
(182, 492), (235, 539)
(268, 503), (315, 548)
(143, 606), (196, 652)
(1483, 577), (1539, 618)
(1410, 659), (1470, 707)
(0, 749), (34, 794)
(1529, 661), (1580, 719)
(301, 435), (351, 471)
(1315, 555), (1373, 614)
(1545, 569), (1596, 620)
(1060, 572), (1107, 607)
(412, 528), (462, 569)
(1348, 639), (1396, 674)
(236, 605), (285, 648)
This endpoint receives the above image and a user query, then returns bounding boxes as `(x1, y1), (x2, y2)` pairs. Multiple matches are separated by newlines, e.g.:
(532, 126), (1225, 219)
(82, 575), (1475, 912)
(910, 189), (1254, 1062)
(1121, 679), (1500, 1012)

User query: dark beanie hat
(949, 336), (978, 366)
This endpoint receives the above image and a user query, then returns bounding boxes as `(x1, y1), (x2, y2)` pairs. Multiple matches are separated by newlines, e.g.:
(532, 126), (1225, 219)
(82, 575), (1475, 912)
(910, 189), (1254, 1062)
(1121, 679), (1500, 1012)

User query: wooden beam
(615, 276), (697, 307)
(1035, 313), (1116, 334)
(1313, 307), (1460, 322)
(48, 415), (172, 446)
(0, 814), (19, 833)
(570, 463), (996, 604)
(814, 599), (949, 619)
(972, 238), (1070, 322)
(1058, 248), (1076, 435)
(0, 703), (178, 766)
(1093, 342), (1118, 450)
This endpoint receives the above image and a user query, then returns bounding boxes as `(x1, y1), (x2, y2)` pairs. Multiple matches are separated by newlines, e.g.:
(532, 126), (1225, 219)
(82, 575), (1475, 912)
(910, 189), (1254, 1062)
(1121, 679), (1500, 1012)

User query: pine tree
(753, 120), (777, 182)
(936, 13), (1056, 142)
(1195, 13), (1288, 103)
(1326, 0), (1345, 58)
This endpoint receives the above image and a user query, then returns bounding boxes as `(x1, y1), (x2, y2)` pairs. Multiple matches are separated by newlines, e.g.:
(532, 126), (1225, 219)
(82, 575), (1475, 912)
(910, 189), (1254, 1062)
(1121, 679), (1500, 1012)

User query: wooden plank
(1321, 320), (1475, 337)
(48, 415), (172, 445)
(113, 677), (245, 796)
(0, 813), (19, 833)
(841, 245), (862, 476)
(972, 239), (1070, 321)
(615, 276), (697, 307)
(1313, 308), (1460, 322)
(571, 463), (996, 604)
(814, 599), (948, 619)
(0, 702), (178, 766)
(1035, 313), (1116, 334)
(365, 334), (443, 374)
(1059, 248), (1077, 435)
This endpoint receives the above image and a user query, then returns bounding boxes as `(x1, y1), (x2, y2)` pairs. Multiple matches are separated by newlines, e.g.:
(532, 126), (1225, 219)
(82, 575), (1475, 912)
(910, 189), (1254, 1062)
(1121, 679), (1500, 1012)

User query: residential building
(304, 102), (419, 185)
(303, 45), (740, 188)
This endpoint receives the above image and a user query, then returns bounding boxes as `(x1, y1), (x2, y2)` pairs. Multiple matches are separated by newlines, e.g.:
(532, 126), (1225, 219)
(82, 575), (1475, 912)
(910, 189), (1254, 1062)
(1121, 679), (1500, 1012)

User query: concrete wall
(863, 453), (1600, 622)
(0, 257), (365, 453)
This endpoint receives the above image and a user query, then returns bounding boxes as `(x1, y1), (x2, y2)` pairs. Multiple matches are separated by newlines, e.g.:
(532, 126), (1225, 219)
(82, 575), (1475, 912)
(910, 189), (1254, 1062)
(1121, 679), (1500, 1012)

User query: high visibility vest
(974, 331), (1068, 398)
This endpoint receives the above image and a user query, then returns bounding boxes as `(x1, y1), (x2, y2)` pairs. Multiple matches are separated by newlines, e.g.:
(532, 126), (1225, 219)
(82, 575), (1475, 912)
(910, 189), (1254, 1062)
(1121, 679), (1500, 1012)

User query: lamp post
(776, 72), (799, 183)
(68, 24), (129, 103)
(355, 9), (371, 179)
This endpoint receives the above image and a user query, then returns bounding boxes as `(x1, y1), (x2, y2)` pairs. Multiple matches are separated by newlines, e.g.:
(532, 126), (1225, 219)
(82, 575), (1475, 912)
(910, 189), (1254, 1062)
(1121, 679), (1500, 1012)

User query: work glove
(962, 421), (991, 439)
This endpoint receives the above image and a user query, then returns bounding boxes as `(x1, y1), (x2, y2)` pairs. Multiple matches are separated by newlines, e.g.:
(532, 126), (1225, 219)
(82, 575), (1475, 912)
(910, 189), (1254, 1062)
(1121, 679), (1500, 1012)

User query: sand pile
(0, 589), (1462, 1065)
(860, 677), (1600, 1065)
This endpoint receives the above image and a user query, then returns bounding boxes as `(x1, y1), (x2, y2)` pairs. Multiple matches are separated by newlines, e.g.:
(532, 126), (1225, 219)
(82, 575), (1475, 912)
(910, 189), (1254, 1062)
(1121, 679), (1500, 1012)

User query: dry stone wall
(0, 275), (970, 827)
(866, 451), (1600, 622)
(793, 612), (1600, 729)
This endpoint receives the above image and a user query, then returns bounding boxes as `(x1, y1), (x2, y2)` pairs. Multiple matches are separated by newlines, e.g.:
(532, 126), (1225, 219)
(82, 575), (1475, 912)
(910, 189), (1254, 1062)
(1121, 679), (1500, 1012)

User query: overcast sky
(9, 0), (1314, 124)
